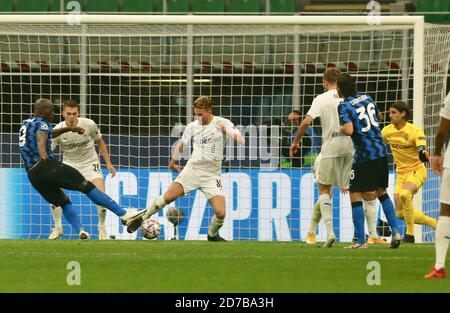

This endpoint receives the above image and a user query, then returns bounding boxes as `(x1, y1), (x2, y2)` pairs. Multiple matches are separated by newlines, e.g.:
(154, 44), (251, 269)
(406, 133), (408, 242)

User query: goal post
(0, 14), (448, 242)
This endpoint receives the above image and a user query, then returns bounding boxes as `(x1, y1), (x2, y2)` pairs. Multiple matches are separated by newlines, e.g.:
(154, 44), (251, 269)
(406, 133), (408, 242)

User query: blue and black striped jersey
(19, 116), (55, 169)
(338, 93), (387, 164)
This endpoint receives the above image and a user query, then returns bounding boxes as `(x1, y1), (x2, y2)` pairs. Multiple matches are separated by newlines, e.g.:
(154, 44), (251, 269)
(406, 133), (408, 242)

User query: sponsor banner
(0, 167), (416, 242)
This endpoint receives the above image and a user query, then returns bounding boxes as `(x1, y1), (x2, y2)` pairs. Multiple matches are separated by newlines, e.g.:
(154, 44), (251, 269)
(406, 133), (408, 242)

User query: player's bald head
(34, 98), (55, 121)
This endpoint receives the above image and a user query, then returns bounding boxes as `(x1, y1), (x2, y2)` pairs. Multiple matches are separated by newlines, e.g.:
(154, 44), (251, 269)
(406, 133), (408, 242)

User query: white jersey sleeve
(181, 122), (194, 146)
(306, 97), (321, 119)
(88, 120), (102, 141)
(440, 91), (450, 120)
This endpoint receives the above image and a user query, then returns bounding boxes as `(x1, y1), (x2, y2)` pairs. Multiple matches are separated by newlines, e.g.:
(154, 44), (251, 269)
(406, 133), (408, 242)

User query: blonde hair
(323, 68), (341, 84)
(194, 96), (212, 111)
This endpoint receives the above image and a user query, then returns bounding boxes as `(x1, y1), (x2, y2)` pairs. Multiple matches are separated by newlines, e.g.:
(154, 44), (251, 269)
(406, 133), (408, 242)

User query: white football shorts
(174, 165), (224, 199)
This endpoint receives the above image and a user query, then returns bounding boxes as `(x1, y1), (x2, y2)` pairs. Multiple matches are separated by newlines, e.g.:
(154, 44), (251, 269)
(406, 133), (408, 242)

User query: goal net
(0, 15), (449, 242)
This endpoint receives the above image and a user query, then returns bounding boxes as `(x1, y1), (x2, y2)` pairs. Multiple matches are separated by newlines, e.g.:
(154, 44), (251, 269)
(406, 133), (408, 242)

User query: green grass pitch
(0, 240), (448, 292)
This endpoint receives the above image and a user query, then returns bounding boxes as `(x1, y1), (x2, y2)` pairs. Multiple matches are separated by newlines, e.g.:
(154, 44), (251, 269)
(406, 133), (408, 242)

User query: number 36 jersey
(338, 93), (387, 164)
(51, 117), (102, 168)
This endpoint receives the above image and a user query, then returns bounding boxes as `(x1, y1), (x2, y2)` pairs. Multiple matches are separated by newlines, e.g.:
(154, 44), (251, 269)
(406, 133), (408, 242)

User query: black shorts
(349, 156), (389, 192)
(27, 158), (88, 207)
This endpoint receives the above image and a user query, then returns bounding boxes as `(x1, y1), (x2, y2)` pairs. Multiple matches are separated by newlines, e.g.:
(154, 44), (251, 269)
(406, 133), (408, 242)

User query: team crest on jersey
(40, 124), (49, 131)
(404, 134), (409, 141)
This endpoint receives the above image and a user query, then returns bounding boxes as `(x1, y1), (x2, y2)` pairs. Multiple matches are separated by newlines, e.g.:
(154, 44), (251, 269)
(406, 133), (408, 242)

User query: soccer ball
(141, 219), (161, 240)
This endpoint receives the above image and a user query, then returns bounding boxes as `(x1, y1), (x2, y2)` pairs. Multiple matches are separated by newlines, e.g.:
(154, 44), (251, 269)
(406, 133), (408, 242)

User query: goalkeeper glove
(417, 145), (430, 163)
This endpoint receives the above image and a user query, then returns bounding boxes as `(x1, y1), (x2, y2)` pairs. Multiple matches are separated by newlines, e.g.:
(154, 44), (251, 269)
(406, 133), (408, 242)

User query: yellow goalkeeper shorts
(394, 165), (427, 194)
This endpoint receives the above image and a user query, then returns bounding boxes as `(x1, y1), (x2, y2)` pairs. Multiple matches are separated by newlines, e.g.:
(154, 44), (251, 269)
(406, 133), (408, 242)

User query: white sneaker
(344, 242), (368, 249)
(48, 227), (63, 240)
(98, 226), (107, 240)
(79, 230), (90, 241)
(120, 209), (147, 226)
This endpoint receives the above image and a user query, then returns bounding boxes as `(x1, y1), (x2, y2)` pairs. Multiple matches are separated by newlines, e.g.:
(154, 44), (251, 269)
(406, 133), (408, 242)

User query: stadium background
(0, 0), (448, 242)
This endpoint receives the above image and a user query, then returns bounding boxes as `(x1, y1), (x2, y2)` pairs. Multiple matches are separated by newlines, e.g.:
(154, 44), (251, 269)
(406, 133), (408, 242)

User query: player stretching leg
(125, 96), (245, 241)
(382, 101), (436, 243)
(337, 74), (401, 249)
(19, 98), (139, 240)
(290, 68), (354, 248)
(49, 100), (117, 240)
(424, 91), (450, 278)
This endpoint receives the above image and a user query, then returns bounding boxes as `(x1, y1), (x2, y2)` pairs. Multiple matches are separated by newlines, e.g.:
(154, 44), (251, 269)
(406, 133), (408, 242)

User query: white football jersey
(181, 116), (234, 174)
(440, 91), (450, 169)
(306, 89), (354, 158)
(51, 117), (102, 167)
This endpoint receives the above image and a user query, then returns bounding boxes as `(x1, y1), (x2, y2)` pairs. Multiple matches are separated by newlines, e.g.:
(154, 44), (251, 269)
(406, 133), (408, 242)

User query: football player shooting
(49, 100), (117, 240)
(19, 98), (138, 240)
(124, 96), (245, 241)
(337, 74), (402, 249)
(382, 101), (437, 244)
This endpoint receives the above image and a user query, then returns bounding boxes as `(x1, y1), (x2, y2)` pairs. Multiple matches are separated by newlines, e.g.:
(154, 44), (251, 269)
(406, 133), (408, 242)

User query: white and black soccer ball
(141, 219), (161, 240)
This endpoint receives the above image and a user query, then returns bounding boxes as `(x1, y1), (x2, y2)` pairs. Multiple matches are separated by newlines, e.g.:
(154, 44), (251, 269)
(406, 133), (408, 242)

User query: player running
(125, 96), (245, 241)
(382, 101), (437, 243)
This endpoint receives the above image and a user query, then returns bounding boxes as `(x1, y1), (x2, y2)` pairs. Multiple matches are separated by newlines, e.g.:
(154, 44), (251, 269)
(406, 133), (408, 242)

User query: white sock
(51, 205), (63, 228)
(309, 200), (322, 234)
(363, 199), (378, 238)
(97, 206), (106, 228)
(144, 195), (167, 220)
(319, 194), (334, 238)
(208, 215), (224, 237)
(435, 216), (450, 270)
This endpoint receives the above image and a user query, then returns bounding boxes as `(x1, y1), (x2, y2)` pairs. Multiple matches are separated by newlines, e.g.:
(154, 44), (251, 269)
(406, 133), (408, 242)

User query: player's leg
(347, 191), (367, 248)
(49, 204), (63, 239)
(52, 161), (129, 219)
(126, 182), (186, 234)
(404, 168), (437, 231)
(318, 183), (335, 247)
(425, 204), (450, 278)
(363, 192), (387, 244)
(425, 169), (450, 278)
(207, 195), (227, 241)
(147, 182), (185, 219)
(28, 163), (87, 239)
(307, 200), (322, 244)
(91, 177), (107, 240)
(399, 181), (418, 241)
(307, 154), (323, 244)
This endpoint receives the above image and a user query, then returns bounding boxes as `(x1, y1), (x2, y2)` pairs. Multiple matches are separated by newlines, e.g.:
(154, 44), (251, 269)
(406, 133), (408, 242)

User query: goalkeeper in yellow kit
(382, 101), (437, 243)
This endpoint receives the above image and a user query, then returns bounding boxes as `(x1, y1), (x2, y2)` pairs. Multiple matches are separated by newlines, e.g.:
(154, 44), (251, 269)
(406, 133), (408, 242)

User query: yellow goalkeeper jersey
(381, 122), (427, 175)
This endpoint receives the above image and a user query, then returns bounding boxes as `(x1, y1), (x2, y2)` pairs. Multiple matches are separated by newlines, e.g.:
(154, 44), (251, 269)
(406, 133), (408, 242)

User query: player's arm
(169, 141), (184, 172)
(96, 138), (116, 177)
(217, 124), (245, 145)
(340, 122), (353, 135)
(415, 127), (430, 164)
(36, 131), (49, 160)
(338, 103), (353, 136)
(52, 126), (85, 138)
(432, 116), (450, 175)
(289, 115), (313, 158)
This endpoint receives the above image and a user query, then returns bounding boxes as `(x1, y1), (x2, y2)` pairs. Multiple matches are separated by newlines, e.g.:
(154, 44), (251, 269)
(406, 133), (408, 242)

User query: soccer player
(125, 96), (245, 241)
(48, 100), (117, 240)
(382, 101), (437, 243)
(424, 92), (450, 279)
(19, 98), (137, 240)
(306, 152), (387, 245)
(290, 68), (354, 247)
(337, 74), (402, 249)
